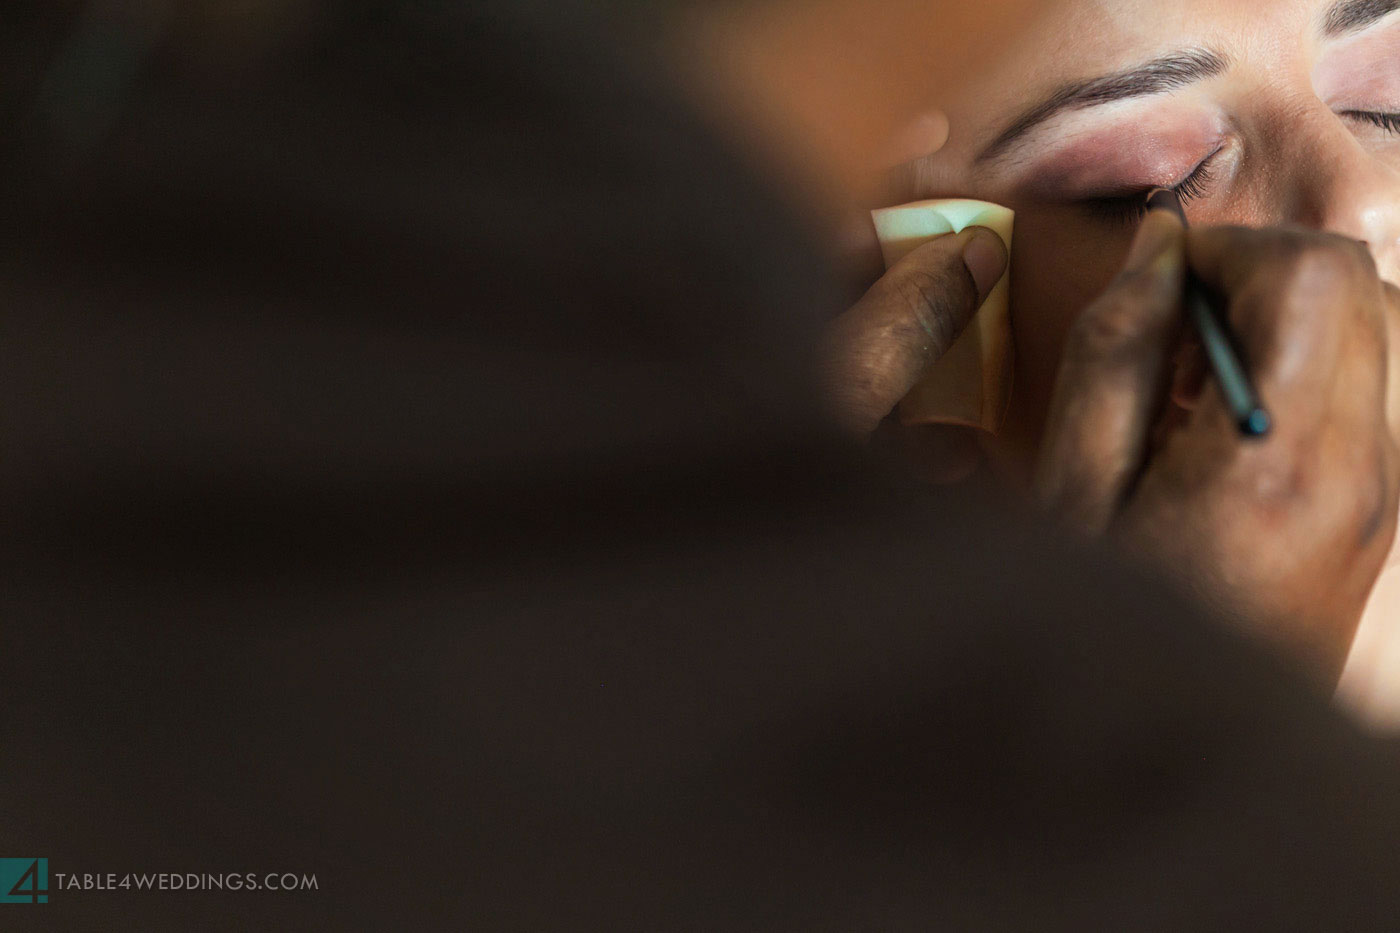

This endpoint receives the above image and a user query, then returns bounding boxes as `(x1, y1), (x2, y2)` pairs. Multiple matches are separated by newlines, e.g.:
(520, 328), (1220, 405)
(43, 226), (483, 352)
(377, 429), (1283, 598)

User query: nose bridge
(1279, 105), (1400, 273)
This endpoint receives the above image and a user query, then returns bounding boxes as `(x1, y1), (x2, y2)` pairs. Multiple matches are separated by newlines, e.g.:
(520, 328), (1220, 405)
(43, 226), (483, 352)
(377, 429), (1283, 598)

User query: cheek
(985, 208), (1135, 479)
(1010, 213), (1128, 426)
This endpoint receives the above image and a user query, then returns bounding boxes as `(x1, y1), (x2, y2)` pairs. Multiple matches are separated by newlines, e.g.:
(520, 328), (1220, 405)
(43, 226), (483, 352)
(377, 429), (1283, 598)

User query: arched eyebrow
(1323, 0), (1400, 36)
(977, 49), (1229, 163)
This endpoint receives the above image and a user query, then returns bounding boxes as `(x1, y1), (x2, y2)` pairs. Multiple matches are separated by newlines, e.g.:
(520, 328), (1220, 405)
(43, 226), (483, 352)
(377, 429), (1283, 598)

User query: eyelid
(1313, 22), (1400, 109)
(1078, 145), (1225, 225)
(1018, 113), (1232, 196)
(1077, 142), (1226, 202)
(1341, 109), (1400, 132)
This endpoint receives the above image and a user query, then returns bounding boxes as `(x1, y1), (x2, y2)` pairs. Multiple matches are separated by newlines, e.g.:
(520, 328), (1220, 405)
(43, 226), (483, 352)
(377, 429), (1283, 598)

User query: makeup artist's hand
(1035, 209), (1400, 684)
(820, 227), (1008, 438)
(820, 110), (1004, 483)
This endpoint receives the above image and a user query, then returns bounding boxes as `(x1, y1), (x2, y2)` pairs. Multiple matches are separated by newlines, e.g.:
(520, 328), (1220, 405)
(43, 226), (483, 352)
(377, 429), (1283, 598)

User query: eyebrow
(1323, 0), (1400, 36)
(978, 48), (1229, 162)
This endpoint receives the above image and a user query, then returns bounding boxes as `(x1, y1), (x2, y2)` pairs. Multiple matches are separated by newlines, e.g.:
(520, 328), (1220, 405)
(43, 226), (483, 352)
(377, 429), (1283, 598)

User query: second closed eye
(1343, 110), (1400, 134)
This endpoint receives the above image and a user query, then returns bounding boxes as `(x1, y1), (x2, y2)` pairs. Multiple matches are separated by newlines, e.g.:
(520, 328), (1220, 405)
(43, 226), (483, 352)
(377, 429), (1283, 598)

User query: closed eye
(1079, 148), (1222, 226)
(1342, 110), (1400, 133)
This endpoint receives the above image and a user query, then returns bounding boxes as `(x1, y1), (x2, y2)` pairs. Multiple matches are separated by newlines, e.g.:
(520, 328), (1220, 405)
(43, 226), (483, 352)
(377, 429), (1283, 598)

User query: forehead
(1042, 0), (1323, 47)
(1017, 0), (1342, 74)
(937, 0), (1350, 147)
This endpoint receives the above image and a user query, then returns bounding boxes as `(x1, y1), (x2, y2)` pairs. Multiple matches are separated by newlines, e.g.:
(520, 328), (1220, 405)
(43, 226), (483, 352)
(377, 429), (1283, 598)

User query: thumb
(1033, 207), (1186, 533)
(821, 226), (1007, 437)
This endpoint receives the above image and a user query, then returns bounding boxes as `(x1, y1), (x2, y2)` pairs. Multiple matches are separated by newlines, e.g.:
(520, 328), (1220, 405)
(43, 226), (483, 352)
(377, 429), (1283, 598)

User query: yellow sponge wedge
(870, 199), (1014, 432)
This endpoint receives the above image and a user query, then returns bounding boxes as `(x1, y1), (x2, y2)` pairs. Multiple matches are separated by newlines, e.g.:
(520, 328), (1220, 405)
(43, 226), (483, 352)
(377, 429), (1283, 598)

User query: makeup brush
(1145, 188), (1271, 438)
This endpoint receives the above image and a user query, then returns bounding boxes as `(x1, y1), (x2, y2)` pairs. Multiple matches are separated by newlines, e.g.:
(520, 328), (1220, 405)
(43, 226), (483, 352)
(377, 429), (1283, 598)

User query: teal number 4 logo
(0, 859), (48, 904)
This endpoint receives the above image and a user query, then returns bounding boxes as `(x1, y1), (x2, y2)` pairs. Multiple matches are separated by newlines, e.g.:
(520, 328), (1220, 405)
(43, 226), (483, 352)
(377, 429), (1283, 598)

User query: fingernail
(1124, 207), (1180, 269)
(962, 228), (1009, 301)
(1145, 187), (1187, 224)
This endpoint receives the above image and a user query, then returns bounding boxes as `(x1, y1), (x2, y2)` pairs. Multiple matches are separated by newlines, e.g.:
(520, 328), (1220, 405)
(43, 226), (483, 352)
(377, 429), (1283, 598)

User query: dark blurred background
(4, 2), (1400, 930)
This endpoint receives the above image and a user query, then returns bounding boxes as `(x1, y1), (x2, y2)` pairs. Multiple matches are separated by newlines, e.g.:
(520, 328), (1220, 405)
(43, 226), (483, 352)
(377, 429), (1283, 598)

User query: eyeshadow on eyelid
(993, 105), (1225, 197)
(1017, 134), (1221, 199)
(1316, 22), (1400, 103)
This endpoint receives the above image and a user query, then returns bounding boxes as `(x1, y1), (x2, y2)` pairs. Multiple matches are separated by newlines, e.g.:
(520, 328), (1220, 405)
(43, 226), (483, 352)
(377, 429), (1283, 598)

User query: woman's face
(898, 0), (1400, 481)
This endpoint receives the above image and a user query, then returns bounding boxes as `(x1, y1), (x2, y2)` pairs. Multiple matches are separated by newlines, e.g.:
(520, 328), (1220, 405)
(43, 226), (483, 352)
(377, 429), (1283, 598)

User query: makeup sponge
(871, 199), (1014, 432)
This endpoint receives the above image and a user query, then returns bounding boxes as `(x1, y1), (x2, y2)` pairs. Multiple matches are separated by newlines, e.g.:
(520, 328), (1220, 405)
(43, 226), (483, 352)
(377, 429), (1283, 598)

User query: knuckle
(1286, 243), (1357, 290)
(1347, 445), (1395, 548)
(1240, 450), (1313, 520)
(1072, 306), (1137, 358)
(1065, 281), (1159, 363)
(1350, 454), (1391, 541)
(1275, 236), (1372, 295)
(1334, 232), (1377, 272)
(1238, 225), (1304, 257)
(1243, 433), (1398, 550)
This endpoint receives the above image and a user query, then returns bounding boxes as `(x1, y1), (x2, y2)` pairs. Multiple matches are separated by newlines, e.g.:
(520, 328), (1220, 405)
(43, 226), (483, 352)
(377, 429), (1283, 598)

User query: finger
(1033, 208), (1186, 533)
(821, 226), (1007, 436)
(1186, 226), (1381, 410)
(1170, 335), (1208, 410)
(1188, 224), (1372, 300)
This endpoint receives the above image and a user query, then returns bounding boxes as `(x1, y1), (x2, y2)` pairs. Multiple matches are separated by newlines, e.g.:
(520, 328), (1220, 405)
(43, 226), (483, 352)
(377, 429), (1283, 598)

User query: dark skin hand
(819, 225), (1008, 440)
(819, 117), (995, 483)
(823, 206), (1400, 685)
(1035, 209), (1400, 684)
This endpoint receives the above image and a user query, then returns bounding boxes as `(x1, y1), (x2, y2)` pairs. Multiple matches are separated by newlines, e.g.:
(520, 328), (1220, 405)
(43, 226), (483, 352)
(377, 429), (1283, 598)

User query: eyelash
(1343, 110), (1400, 134)
(1081, 155), (1219, 227)
(1078, 110), (1400, 227)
